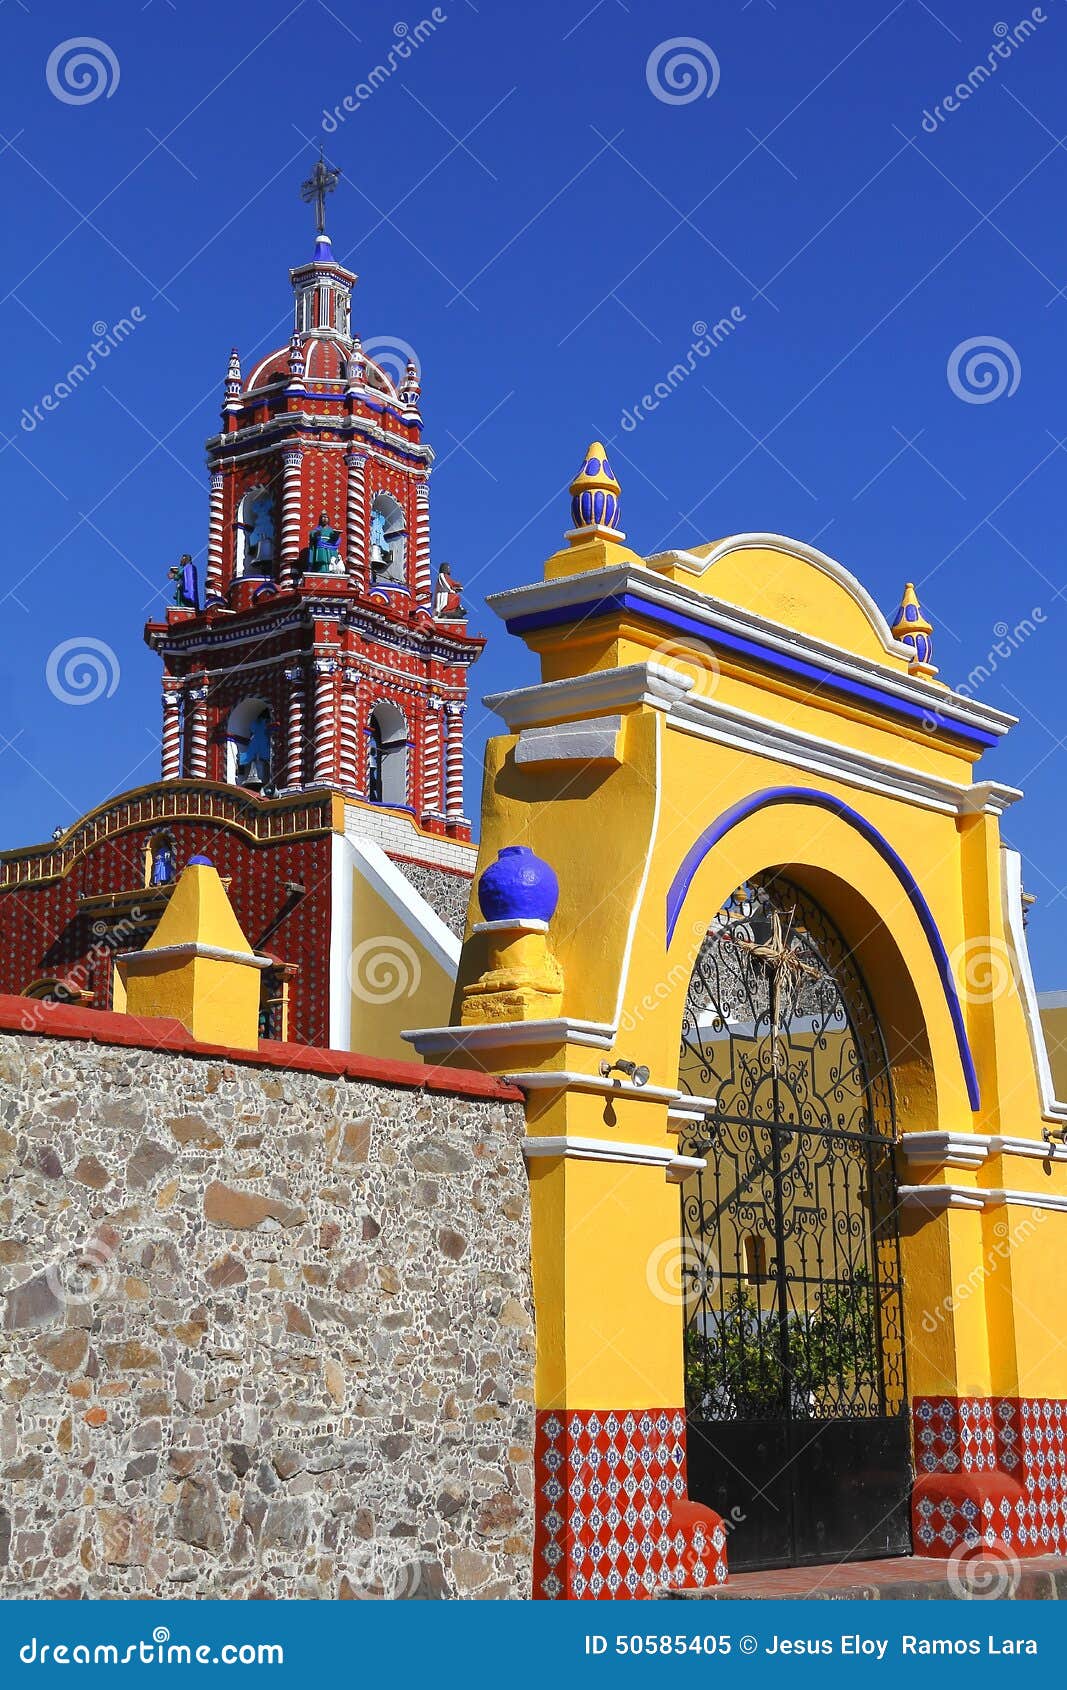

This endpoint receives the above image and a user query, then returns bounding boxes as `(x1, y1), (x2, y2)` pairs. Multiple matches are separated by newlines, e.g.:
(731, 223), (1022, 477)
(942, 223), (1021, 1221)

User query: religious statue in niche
(149, 836), (177, 887)
(370, 508), (389, 566)
(235, 708), (273, 788)
(169, 554), (199, 610)
(433, 563), (464, 619)
(307, 510), (344, 574)
(236, 490), (275, 575)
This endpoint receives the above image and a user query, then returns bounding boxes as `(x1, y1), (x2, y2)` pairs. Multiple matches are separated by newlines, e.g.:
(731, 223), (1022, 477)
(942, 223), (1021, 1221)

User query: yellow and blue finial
(568, 442), (623, 543)
(891, 582), (937, 678)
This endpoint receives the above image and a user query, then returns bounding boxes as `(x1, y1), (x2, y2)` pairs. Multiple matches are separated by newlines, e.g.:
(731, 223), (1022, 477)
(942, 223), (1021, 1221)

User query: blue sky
(2, 0), (1067, 982)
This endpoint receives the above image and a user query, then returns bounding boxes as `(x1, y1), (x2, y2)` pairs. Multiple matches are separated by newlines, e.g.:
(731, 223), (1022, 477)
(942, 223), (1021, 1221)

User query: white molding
(119, 942), (271, 970)
(522, 1134), (706, 1184)
(485, 661), (692, 729)
(898, 1131), (990, 1170)
(515, 716), (624, 766)
(504, 1069), (720, 1115)
(643, 533), (908, 663)
(470, 917), (549, 935)
(898, 1129), (1067, 1169)
(329, 832), (352, 1051)
(402, 1019), (617, 1055)
(343, 834), (461, 979)
(898, 1184), (986, 1212)
(485, 563), (1016, 742)
(1001, 847), (1067, 1124)
(667, 693), (1021, 819)
(1039, 990), (1067, 1010)
(900, 1183), (1067, 1215)
(487, 657), (1020, 820)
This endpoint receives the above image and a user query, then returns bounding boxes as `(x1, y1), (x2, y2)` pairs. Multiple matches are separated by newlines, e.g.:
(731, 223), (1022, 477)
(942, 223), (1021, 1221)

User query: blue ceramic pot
(478, 845), (559, 924)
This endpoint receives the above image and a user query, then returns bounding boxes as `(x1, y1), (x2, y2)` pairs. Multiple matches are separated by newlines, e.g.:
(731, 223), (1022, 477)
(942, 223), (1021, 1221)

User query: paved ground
(661, 1555), (1067, 1600)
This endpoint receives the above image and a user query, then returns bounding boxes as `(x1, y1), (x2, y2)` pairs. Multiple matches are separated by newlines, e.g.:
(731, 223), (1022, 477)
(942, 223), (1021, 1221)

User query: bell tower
(144, 162), (483, 840)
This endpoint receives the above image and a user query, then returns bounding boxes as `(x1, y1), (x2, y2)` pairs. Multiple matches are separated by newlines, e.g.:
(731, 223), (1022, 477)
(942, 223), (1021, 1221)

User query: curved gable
(647, 532), (911, 672)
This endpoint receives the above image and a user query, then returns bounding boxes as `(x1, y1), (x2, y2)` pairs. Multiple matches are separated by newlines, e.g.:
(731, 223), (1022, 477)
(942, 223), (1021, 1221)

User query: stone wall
(0, 1011), (533, 1599)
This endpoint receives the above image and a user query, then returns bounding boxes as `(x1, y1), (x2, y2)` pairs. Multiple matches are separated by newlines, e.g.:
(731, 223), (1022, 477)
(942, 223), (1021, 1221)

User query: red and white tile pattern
(912, 1395), (1067, 1559)
(533, 1408), (727, 1600)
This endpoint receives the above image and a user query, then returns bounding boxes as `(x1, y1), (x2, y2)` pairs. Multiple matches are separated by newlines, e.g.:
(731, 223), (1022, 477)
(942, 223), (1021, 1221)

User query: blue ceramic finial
(188, 853), (214, 867)
(478, 845), (560, 924)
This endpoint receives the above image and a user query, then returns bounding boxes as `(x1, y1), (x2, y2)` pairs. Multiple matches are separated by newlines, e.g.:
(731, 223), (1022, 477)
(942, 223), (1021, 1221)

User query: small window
(742, 1234), (767, 1282)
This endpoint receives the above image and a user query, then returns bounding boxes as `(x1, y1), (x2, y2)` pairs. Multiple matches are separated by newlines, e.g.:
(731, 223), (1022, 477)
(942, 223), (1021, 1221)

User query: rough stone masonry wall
(0, 1027), (534, 1599)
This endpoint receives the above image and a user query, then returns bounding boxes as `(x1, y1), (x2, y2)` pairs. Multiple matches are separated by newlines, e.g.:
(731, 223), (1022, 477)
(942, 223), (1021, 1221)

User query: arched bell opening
(366, 699), (409, 808)
(226, 697), (274, 790)
(234, 486), (276, 579)
(369, 491), (407, 585)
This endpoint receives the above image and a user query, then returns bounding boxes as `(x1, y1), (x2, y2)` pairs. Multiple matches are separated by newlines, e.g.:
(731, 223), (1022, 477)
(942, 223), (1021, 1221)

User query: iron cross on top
(301, 152), (341, 236)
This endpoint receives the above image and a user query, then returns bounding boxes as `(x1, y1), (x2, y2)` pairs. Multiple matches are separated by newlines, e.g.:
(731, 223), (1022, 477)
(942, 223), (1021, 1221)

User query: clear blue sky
(2, 0), (1066, 982)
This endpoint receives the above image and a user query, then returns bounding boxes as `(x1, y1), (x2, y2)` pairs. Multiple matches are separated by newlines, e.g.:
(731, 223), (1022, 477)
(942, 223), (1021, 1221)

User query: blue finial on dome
(568, 440), (623, 542)
(188, 853), (214, 867)
(478, 845), (560, 925)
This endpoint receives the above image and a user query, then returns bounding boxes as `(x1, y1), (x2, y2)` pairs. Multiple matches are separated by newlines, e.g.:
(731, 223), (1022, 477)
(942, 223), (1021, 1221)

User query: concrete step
(659, 1555), (1067, 1601)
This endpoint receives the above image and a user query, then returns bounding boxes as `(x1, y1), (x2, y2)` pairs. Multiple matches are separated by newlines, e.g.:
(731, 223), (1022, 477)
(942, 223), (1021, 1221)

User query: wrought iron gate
(678, 874), (911, 1570)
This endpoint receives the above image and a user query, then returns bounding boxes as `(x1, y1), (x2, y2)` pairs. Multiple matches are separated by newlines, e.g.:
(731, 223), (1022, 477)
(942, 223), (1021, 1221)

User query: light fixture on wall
(599, 1057), (651, 1088)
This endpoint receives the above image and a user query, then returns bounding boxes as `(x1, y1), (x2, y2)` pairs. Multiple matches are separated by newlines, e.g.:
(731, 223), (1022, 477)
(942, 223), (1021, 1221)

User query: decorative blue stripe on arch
(665, 785), (981, 1112)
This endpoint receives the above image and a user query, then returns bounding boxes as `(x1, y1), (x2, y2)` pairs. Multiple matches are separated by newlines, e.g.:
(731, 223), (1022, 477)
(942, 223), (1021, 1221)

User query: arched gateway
(407, 445), (1067, 1598)
(678, 872), (908, 1569)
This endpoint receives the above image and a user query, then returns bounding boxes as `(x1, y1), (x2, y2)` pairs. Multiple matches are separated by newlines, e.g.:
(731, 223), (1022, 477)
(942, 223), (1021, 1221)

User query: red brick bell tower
(145, 161), (483, 838)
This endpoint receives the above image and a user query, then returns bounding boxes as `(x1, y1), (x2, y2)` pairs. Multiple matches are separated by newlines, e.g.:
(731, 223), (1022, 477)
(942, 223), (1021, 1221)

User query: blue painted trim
(504, 591), (997, 749)
(664, 785), (981, 1112)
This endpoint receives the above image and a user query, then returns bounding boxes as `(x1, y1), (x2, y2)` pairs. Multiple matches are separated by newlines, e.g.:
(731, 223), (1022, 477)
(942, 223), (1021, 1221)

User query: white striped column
(340, 668), (360, 790)
(161, 689), (182, 781)
(284, 665), (306, 790)
(206, 467), (225, 596)
(313, 658), (340, 786)
(444, 702), (465, 819)
(423, 697), (443, 815)
(345, 451), (368, 590)
(186, 682), (209, 779)
(280, 448), (304, 588)
(414, 479), (431, 604)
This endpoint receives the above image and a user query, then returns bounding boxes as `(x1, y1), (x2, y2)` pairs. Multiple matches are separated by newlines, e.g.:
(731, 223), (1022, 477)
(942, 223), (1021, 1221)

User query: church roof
(244, 335), (400, 398)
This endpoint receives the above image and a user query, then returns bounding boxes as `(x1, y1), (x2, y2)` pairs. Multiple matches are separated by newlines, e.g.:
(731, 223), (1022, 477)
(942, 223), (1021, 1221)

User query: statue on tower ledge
(433, 562), (465, 619)
(168, 554), (200, 611)
(307, 510), (344, 575)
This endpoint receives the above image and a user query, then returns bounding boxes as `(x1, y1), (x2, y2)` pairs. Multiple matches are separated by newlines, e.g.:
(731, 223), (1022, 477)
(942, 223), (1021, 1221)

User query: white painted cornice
(485, 564), (1016, 742)
(118, 942), (272, 970)
(898, 1129), (1067, 1169)
(522, 1134), (706, 1183)
(667, 692), (1022, 819)
(504, 1069), (720, 1115)
(402, 1019), (617, 1055)
(485, 658), (1020, 820)
(485, 661), (692, 729)
(1001, 847), (1067, 1126)
(900, 1183), (1067, 1215)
